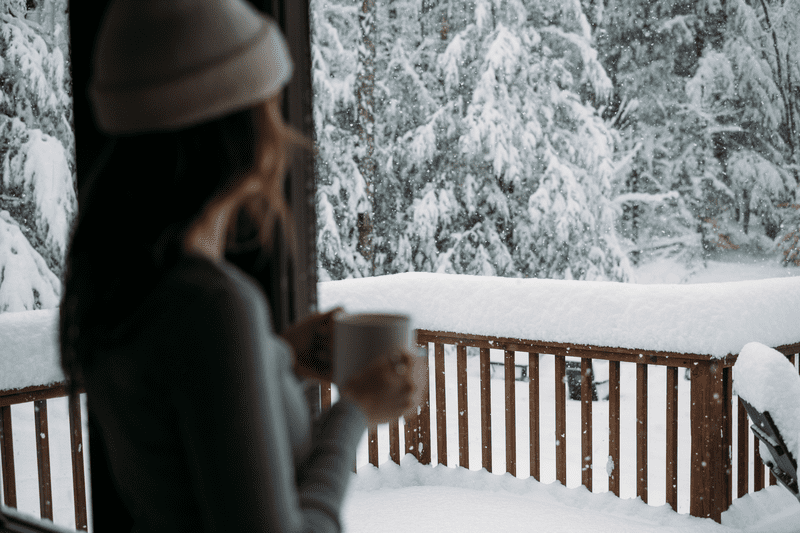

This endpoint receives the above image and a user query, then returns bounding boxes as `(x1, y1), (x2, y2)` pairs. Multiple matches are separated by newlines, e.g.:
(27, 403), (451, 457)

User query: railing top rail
(416, 329), (800, 368)
(0, 382), (69, 407)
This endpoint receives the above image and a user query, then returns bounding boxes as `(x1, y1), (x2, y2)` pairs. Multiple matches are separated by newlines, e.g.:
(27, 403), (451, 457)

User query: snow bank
(319, 273), (800, 357)
(733, 342), (800, 464)
(721, 485), (800, 532)
(346, 456), (729, 533)
(0, 308), (63, 391)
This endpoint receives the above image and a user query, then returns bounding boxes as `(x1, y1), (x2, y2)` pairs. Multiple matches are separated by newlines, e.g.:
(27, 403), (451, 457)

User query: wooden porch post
(690, 359), (726, 522)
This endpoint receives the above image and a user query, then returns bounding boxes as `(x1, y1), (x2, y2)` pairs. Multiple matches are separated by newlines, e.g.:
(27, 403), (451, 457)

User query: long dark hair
(60, 97), (301, 394)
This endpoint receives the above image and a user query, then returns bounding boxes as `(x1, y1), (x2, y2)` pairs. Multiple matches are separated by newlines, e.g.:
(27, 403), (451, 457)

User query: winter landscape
(3, 0), (800, 531)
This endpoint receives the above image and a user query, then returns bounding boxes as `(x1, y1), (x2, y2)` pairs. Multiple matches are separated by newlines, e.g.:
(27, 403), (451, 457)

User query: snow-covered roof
(319, 273), (800, 358)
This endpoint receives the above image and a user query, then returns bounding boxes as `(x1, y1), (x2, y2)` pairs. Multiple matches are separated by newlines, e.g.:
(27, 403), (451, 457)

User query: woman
(59, 1), (420, 531)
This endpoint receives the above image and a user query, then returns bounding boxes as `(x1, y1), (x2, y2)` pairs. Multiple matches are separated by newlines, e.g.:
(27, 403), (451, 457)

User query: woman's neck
(184, 177), (262, 262)
(184, 198), (237, 261)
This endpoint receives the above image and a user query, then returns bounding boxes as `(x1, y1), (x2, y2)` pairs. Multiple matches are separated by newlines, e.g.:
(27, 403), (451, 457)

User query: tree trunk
(357, 0), (376, 273)
(742, 188), (751, 235)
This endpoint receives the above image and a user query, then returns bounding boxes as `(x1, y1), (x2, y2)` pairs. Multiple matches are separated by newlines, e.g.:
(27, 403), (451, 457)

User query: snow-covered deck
(2, 274), (800, 530)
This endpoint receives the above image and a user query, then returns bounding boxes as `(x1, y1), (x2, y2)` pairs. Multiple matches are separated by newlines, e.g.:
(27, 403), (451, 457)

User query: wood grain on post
(505, 350), (516, 476)
(737, 398), (749, 498)
(608, 361), (621, 497)
(581, 358), (593, 491)
(404, 408), (417, 457)
(529, 353), (540, 480)
(368, 426), (378, 467)
(34, 399), (53, 520)
(637, 363), (648, 504)
(0, 404), (16, 507)
(419, 352), (432, 465)
(690, 361), (725, 522)
(68, 395), (88, 530)
(480, 347), (492, 473)
(389, 419), (400, 464)
(723, 367), (733, 508)
(435, 343), (447, 466)
(555, 355), (567, 485)
(769, 472), (777, 486)
(666, 367), (678, 511)
(457, 345), (469, 469)
(754, 444), (765, 491)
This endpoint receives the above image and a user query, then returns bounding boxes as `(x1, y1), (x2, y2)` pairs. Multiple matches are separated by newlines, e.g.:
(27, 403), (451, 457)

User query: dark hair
(60, 106), (260, 393)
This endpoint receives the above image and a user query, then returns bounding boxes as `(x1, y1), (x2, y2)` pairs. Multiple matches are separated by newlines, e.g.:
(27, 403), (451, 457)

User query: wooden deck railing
(336, 330), (800, 524)
(3, 333), (799, 528)
(0, 384), (87, 531)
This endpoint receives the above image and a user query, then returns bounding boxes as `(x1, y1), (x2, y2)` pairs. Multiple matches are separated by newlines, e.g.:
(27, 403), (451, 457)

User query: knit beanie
(89, 0), (293, 134)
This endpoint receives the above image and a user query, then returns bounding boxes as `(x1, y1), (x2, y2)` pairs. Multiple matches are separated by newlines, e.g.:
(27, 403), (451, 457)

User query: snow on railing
(0, 309), (63, 392)
(318, 273), (800, 358)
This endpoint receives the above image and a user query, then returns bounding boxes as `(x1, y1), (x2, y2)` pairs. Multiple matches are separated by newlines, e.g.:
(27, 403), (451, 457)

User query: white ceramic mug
(332, 313), (411, 386)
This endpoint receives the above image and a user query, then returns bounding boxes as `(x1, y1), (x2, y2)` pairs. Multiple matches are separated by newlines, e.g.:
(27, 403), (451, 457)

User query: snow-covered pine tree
(356, 0), (377, 271)
(687, 0), (798, 257)
(595, 0), (713, 264)
(371, 0), (440, 275)
(312, 0), (373, 280)
(388, 0), (632, 280)
(0, 0), (75, 312)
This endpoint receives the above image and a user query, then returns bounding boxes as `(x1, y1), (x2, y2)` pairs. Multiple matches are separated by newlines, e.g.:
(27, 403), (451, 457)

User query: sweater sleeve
(171, 271), (365, 533)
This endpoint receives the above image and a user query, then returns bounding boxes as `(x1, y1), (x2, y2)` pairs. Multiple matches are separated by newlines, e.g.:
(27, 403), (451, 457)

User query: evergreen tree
(687, 0), (798, 255)
(0, 0), (75, 312)
(389, 0), (632, 280)
(595, 0), (714, 264)
(313, 0), (633, 281)
(312, 0), (372, 280)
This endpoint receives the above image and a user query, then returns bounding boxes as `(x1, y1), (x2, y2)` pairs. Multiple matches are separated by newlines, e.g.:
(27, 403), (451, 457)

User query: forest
(1, 0), (800, 310)
(312, 0), (800, 281)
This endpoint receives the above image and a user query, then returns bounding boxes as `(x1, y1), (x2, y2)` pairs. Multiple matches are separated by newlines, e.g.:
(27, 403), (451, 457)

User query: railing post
(636, 362), (648, 503)
(480, 348), (492, 473)
(457, 345), (469, 469)
(0, 405), (16, 508)
(529, 353), (540, 481)
(608, 361), (621, 497)
(34, 399), (53, 520)
(68, 395), (88, 530)
(418, 347), (431, 465)
(690, 359), (725, 522)
(666, 367), (678, 511)
(723, 366), (733, 509)
(368, 426), (378, 467)
(504, 350), (516, 476)
(580, 358), (593, 491)
(554, 355), (567, 485)
(434, 343), (447, 466)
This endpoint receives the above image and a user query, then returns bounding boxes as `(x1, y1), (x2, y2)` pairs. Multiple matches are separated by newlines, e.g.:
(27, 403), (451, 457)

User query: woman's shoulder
(161, 254), (262, 308)
(144, 254), (277, 364)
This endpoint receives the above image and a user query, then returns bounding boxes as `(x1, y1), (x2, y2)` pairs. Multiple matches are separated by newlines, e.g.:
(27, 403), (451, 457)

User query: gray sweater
(84, 255), (366, 532)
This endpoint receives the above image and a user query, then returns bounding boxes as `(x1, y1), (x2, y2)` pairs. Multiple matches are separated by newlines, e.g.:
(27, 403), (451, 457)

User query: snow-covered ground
(343, 459), (800, 533)
(3, 256), (800, 531)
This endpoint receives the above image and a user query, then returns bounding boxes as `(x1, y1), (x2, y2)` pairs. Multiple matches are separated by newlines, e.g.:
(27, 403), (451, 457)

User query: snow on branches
(0, 4), (75, 312)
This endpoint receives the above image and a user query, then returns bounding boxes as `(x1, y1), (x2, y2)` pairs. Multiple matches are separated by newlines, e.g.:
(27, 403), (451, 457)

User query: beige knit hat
(90, 0), (293, 134)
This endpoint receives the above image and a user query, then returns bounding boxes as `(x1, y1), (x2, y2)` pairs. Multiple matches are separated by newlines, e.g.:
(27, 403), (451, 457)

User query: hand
(280, 307), (343, 382)
(340, 350), (427, 426)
